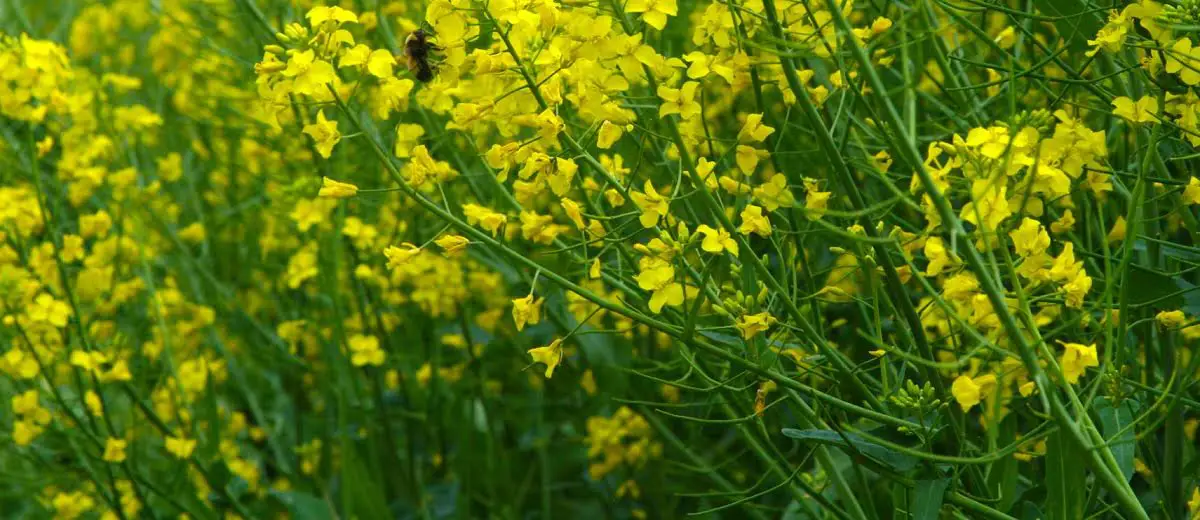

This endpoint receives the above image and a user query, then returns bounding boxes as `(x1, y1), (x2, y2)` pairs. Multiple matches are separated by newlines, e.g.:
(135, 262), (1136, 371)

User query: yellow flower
(27, 293), (71, 328)
(581, 370), (598, 395)
(13, 420), (43, 446)
(597, 121), (624, 149)
(735, 312), (776, 339)
(12, 390), (45, 419)
(1165, 38), (1200, 85)
(434, 234), (470, 257)
(696, 224), (738, 256)
(561, 199), (585, 230)
(1048, 242), (1082, 282)
(735, 144), (763, 174)
(394, 124), (426, 158)
(1157, 310), (1188, 328)
(512, 294), (544, 331)
(103, 438), (127, 463)
(634, 258), (684, 313)
(657, 81), (700, 120)
(1050, 209), (1075, 234)
(951, 374), (997, 412)
(1111, 95), (1158, 124)
(84, 391), (103, 417)
(1107, 216), (1127, 243)
(630, 180), (670, 228)
(1188, 487), (1200, 517)
(1084, 170), (1113, 196)
(318, 177), (358, 198)
(307, 5), (359, 26)
(302, 109), (341, 158)
(348, 334), (385, 367)
(165, 435), (197, 459)
(960, 183), (1011, 232)
(1061, 270), (1093, 309)
(1058, 341), (1099, 384)
(70, 350), (108, 372)
(528, 339), (564, 378)
(79, 211), (113, 239)
(178, 223), (206, 244)
(1184, 177), (1200, 205)
(804, 188), (831, 221)
(1086, 11), (1128, 56)
(624, 0), (678, 30)
(738, 113), (775, 143)
(1019, 381), (1037, 397)
(753, 174), (795, 212)
(923, 236), (957, 276)
(366, 49), (395, 78)
(1010, 218), (1050, 258)
(384, 243), (421, 269)
(737, 205), (772, 237)
(463, 203), (507, 236)
(283, 49), (338, 98)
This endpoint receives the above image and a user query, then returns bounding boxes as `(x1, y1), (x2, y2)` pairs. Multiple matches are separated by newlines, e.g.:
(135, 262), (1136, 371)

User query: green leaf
(911, 478), (950, 520)
(781, 428), (918, 472)
(987, 417), (1020, 512)
(1028, 0), (1103, 52)
(1044, 430), (1085, 520)
(1095, 397), (1139, 483)
(272, 490), (336, 520)
(340, 445), (391, 520)
(1019, 501), (1045, 520)
(1133, 239), (1200, 261)
(1125, 265), (1183, 309)
(1177, 277), (1200, 317)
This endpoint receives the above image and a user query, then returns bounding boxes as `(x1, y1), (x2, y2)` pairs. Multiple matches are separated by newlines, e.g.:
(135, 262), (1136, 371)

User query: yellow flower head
(384, 243), (422, 269)
(463, 203), (508, 236)
(318, 177), (358, 198)
(735, 312), (776, 340)
(348, 334), (385, 367)
(737, 205), (772, 237)
(1156, 310), (1188, 329)
(434, 234), (470, 257)
(1111, 95), (1158, 124)
(696, 224), (738, 256)
(165, 435), (197, 459)
(512, 294), (544, 331)
(630, 180), (670, 228)
(951, 374), (997, 412)
(528, 339), (564, 378)
(625, 0), (678, 31)
(302, 110), (341, 158)
(307, 6), (359, 27)
(634, 258), (684, 313)
(103, 438), (128, 463)
(1058, 341), (1099, 384)
(1010, 218), (1050, 258)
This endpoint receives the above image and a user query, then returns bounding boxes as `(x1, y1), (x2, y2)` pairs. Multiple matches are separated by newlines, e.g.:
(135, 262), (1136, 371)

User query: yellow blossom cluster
(3, 0), (1200, 517)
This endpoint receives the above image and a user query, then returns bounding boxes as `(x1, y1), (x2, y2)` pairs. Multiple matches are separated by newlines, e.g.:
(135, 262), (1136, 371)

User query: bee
(404, 29), (440, 83)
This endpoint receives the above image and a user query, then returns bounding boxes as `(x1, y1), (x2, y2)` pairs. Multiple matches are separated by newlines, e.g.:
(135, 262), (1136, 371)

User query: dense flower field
(3, 0), (1200, 518)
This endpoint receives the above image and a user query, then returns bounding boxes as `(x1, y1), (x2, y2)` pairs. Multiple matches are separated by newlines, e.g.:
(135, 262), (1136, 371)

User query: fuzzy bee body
(404, 29), (439, 83)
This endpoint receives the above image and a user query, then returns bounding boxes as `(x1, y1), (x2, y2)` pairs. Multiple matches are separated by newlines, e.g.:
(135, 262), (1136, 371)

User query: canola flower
(0, 0), (1199, 518)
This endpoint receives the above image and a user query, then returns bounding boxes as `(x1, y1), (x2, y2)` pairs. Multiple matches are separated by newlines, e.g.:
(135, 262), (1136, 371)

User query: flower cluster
(3, 0), (1200, 517)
